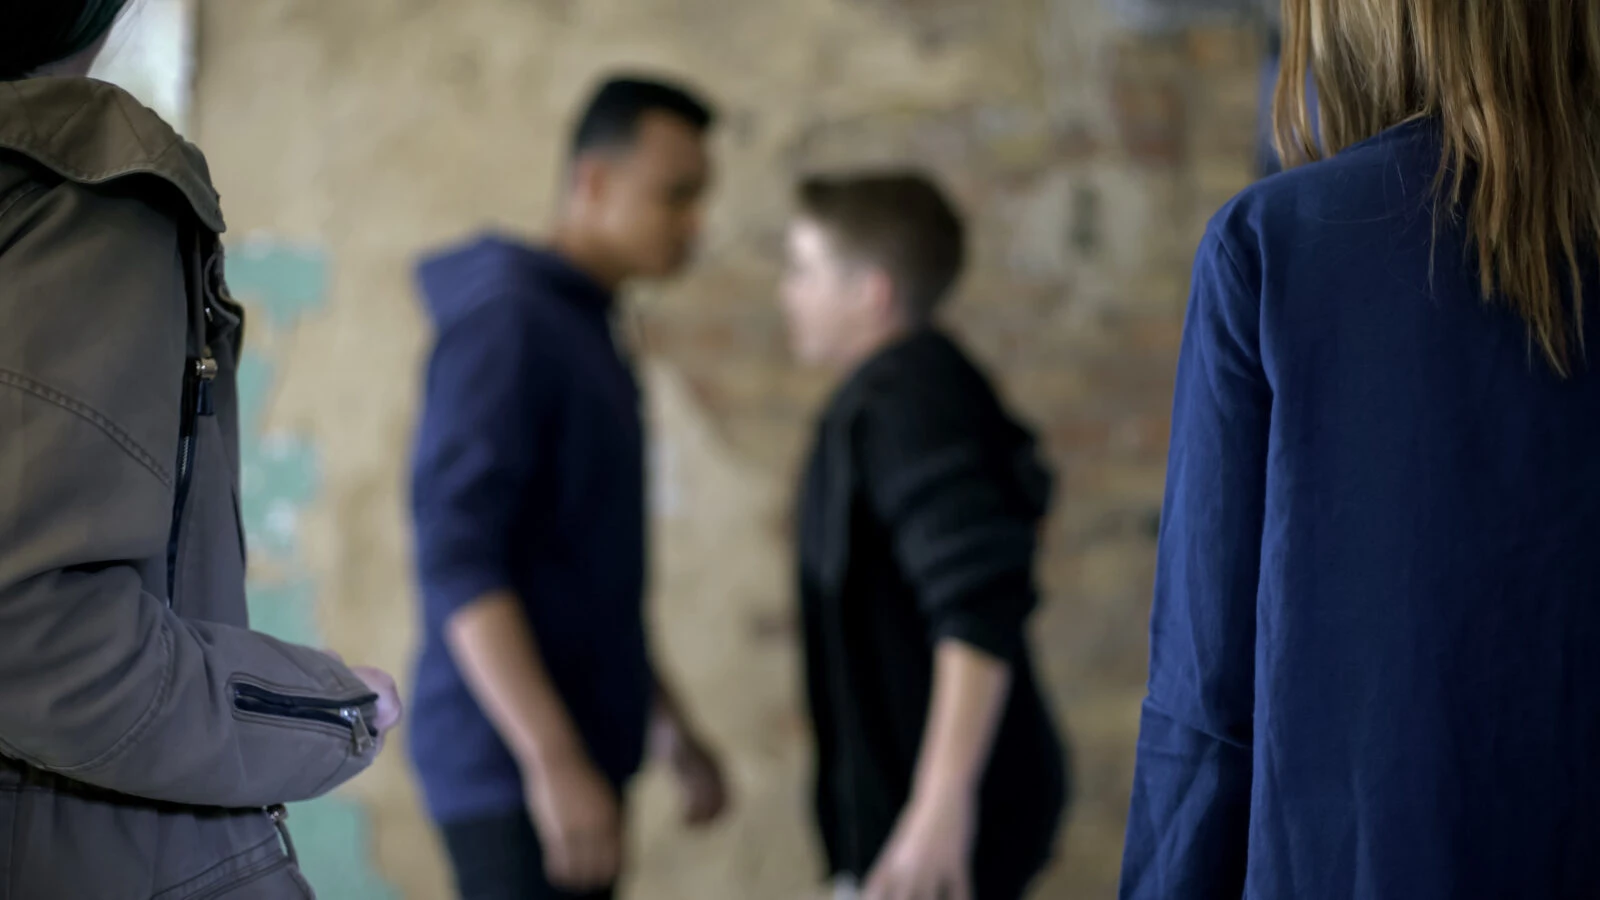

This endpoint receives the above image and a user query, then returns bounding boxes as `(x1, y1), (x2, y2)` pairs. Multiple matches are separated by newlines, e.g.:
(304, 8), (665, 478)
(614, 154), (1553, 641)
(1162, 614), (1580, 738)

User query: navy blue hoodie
(407, 235), (651, 825)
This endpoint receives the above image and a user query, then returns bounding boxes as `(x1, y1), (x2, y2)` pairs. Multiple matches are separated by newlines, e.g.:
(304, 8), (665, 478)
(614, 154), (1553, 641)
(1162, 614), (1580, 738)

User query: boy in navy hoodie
(409, 76), (727, 900)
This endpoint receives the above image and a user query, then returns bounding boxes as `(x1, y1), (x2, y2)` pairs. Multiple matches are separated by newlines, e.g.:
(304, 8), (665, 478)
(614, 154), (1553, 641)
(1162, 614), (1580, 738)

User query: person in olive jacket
(0, 3), (402, 897)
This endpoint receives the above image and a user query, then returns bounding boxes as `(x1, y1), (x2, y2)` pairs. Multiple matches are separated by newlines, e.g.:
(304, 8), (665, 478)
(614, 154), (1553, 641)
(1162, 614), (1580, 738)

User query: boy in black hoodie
(780, 172), (1069, 900)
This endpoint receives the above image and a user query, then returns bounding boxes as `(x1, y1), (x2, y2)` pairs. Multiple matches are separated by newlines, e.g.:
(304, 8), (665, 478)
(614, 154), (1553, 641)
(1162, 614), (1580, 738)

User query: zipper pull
(341, 705), (376, 754)
(267, 804), (299, 865)
(195, 351), (218, 416)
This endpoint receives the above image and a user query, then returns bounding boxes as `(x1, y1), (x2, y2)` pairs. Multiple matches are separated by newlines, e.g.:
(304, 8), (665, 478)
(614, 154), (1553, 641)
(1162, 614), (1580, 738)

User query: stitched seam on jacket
(0, 144), (222, 233)
(0, 182), (43, 226)
(109, 94), (154, 159)
(48, 623), (179, 775)
(149, 834), (284, 900)
(0, 85), (187, 189)
(308, 747), (357, 798)
(0, 150), (186, 186)
(0, 369), (172, 486)
(45, 95), (99, 149)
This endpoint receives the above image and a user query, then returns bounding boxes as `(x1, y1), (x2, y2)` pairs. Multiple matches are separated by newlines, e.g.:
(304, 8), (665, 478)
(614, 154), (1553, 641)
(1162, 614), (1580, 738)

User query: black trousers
(441, 811), (615, 900)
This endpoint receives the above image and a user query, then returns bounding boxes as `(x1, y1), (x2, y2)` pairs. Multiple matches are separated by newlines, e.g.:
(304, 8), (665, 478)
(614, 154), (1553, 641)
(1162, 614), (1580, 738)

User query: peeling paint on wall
(228, 240), (399, 900)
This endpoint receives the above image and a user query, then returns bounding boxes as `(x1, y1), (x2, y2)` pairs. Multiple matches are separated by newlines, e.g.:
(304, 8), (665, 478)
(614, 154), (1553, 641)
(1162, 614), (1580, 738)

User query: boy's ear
(570, 154), (611, 205)
(865, 267), (898, 317)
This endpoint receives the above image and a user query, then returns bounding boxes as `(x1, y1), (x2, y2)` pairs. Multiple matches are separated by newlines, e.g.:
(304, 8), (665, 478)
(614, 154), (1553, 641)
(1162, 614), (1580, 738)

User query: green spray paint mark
(279, 799), (401, 900)
(229, 241), (331, 331)
(237, 357), (319, 560)
(229, 242), (399, 900)
(244, 580), (318, 648)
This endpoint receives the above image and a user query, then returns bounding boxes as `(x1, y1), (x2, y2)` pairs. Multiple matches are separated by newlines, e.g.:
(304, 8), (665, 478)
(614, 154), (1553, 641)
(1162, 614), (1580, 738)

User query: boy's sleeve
(857, 369), (1043, 664)
(411, 296), (551, 626)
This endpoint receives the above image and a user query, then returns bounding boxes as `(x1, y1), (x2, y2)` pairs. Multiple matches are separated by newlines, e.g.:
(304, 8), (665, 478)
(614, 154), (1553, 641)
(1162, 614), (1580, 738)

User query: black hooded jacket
(798, 329), (1069, 891)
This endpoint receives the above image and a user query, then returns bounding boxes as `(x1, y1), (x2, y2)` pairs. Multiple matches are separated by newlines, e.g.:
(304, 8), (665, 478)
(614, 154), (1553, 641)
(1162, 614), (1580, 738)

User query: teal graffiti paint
(229, 242), (398, 900)
(236, 356), (320, 560)
(242, 580), (318, 651)
(229, 241), (331, 330)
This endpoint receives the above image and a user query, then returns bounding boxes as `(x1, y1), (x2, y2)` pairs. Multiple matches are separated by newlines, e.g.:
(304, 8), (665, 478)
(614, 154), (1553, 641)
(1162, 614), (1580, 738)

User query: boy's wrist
(908, 773), (978, 818)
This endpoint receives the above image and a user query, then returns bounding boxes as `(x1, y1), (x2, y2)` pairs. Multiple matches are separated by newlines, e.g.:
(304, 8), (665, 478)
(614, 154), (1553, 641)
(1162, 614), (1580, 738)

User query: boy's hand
(525, 753), (624, 891)
(668, 730), (729, 827)
(349, 665), (404, 736)
(651, 709), (730, 827)
(863, 794), (976, 900)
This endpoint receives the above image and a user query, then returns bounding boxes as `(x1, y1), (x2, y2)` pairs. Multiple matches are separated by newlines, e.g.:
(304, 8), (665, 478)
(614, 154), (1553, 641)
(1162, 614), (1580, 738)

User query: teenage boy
(780, 171), (1069, 900)
(410, 76), (729, 900)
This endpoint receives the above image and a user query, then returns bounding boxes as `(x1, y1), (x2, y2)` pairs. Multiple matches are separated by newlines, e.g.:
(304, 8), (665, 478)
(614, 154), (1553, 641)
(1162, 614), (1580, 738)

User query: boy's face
(780, 218), (881, 367)
(581, 111), (712, 279)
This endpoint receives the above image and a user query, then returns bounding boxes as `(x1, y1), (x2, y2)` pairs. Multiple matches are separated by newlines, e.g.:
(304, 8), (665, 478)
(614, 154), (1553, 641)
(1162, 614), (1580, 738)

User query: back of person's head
(570, 75), (716, 160)
(795, 171), (966, 323)
(0, 0), (128, 80)
(1274, 0), (1600, 375)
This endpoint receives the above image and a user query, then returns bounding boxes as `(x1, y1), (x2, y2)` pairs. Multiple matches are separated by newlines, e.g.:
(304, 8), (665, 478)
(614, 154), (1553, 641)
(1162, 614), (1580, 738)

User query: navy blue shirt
(1122, 120), (1600, 899)
(408, 236), (651, 825)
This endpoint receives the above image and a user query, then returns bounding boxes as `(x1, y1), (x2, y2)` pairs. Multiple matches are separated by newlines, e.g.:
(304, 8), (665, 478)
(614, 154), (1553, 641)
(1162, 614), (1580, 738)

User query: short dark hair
(570, 75), (716, 158)
(0, 0), (129, 80)
(797, 170), (967, 321)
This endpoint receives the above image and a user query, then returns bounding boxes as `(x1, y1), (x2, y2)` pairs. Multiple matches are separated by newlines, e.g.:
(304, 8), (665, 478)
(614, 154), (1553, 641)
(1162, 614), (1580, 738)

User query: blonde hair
(1274, 1), (1600, 374)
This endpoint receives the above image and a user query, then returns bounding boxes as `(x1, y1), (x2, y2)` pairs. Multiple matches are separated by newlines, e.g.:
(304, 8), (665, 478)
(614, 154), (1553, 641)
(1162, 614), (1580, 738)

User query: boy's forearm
(444, 591), (589, 772)
(909, 640), (1013, 806)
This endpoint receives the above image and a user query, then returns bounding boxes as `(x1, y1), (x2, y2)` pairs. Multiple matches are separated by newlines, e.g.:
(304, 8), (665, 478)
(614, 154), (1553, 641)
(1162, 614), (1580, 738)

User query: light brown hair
(1274, 0), (1600, 374)
(796, 171), (966, 322)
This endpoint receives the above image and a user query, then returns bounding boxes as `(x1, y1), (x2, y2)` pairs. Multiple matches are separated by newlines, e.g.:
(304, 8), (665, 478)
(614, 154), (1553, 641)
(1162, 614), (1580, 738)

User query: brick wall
(194, 2), (1261, 896)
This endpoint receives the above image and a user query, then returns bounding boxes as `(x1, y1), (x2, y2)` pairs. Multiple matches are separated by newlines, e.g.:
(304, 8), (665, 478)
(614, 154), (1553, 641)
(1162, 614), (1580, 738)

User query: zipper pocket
(165, 352), (218, 604)
(232, 682), (380, 754)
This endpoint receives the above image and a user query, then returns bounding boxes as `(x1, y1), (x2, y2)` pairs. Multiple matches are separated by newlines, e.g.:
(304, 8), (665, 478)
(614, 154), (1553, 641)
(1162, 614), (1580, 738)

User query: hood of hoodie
(415, 234), (613, 329)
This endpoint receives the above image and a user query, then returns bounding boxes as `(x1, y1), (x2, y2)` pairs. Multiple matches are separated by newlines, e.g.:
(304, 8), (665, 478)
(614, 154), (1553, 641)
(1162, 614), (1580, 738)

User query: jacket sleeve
(1119, 226), (1269, 899)
(856, 362), (1043, 664)
(0, 178), (378, 808)
(410, 294), (548, 628)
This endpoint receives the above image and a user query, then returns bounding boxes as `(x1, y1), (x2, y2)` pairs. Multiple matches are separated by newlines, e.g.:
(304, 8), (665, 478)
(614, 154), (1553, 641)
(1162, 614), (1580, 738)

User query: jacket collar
(0, 77), (225, 234)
